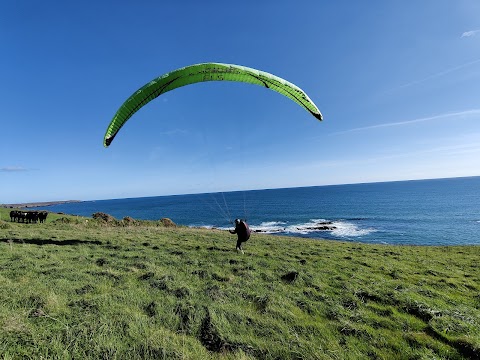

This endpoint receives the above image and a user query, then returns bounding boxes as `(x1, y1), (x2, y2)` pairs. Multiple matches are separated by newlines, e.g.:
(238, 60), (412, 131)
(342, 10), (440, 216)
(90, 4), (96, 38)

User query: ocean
(34, 177), (480, 246)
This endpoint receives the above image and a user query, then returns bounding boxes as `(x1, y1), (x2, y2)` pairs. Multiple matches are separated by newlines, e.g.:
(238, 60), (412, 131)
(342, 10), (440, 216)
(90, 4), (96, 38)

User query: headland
(1, 200), (81, 209)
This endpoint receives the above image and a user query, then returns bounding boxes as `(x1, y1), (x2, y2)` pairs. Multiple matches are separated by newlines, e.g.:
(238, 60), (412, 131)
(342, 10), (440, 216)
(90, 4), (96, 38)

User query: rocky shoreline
(253, 220), (336, 233)
(206, 221), (337, 233)
(1, 200), (81, 209)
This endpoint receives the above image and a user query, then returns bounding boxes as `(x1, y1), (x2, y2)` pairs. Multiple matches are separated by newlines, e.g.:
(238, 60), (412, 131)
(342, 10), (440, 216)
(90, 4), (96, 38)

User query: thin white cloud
(157, 128), (187, 136)
(392, 58), (480, 91)
(402, 142), (480, 158)
(462, 29), (480, 37)
(0, 166), (29, 172)
(307, 139), (480, 172)
(332, 109), (480, 135)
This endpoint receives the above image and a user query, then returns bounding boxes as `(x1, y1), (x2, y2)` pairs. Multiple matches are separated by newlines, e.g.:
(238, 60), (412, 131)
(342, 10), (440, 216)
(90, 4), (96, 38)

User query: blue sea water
(35, 177), (480, 246)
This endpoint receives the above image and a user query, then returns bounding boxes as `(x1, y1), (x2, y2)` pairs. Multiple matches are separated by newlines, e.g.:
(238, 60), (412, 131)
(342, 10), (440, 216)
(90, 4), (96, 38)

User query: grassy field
(0, 207), (479, 359)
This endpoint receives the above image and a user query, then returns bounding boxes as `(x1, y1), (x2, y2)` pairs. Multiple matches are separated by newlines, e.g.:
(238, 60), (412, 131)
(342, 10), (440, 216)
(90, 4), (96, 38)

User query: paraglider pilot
(229, 219), (251, 253)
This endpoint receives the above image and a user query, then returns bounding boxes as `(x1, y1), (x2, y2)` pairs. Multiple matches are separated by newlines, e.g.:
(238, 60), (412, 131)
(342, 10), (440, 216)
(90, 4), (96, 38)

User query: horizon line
(4, 174), (479, 205)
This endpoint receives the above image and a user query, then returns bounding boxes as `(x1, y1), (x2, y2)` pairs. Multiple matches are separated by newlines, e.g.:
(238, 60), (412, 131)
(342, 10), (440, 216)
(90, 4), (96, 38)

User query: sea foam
(246, 219), (376, 238)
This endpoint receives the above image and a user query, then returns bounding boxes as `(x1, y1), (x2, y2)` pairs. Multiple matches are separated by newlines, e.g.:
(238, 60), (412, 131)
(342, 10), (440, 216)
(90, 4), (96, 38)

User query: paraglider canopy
(103, 62), (322, 147)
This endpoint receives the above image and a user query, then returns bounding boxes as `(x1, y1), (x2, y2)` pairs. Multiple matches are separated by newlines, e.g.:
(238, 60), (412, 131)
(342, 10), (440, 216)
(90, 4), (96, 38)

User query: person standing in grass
(229, 219), (251, 253)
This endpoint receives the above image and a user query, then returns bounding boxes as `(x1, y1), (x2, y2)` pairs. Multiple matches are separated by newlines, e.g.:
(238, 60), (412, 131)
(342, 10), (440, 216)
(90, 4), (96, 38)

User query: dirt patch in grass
(199, 309), (231, 353)
(281, 270), (299, 283)
(144, 301), (156, 317)
(75, 284), (94, 295)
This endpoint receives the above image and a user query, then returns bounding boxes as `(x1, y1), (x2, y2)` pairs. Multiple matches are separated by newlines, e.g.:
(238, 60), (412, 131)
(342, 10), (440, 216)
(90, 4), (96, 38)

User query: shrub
(121, 216), (138, 226)
(160, 218), (176, 227)
(92, 212), (117, 223)
(123, 216), (135, 223)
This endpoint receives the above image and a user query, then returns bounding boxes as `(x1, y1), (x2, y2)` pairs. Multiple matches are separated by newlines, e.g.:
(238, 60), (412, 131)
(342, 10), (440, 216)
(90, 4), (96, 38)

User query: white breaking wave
(330, 221), (376, 237)
(283, 219), (331, 235)
(254, 219), (376, 238)
(194, 219), (376, 238)
(251, 221), (287, 233)
(198, 225), (216, 229)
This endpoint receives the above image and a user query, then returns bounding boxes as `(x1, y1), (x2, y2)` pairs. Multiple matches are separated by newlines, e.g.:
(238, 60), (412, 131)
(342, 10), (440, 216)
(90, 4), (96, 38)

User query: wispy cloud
(308, 138), (480, 171)
(391, 58), (480, 91)
(157, 128), (187, 136)
(0, 166), (29, 172)
(332, 109), (480, 135)
(462, 29), (480, 37)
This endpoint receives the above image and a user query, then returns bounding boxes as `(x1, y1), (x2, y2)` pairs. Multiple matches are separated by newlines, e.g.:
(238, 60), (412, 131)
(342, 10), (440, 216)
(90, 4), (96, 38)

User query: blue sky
(1, 1), (480, 203)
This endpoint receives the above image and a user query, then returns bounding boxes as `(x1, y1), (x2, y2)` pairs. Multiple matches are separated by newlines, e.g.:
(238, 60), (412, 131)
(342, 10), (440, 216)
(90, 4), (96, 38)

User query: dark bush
(121, 216), (138, 226)
(92, 212), (117, 223)
(160, 218), (176, 227)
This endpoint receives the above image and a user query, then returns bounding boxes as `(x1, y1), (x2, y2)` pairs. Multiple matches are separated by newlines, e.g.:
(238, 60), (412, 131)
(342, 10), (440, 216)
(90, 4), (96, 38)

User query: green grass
(1, 207), (479, 359)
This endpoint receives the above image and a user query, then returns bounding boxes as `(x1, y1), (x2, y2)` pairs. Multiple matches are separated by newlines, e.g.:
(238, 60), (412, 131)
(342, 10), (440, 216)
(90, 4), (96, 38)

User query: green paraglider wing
(104, 63), (322, 147)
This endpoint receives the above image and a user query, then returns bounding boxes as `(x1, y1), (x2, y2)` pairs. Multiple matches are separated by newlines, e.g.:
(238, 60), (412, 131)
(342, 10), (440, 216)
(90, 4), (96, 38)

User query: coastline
(1, 200), (81, 209)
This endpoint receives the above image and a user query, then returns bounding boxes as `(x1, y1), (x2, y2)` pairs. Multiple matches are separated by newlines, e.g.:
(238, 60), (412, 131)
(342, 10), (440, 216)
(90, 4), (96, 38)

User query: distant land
(1, 200), (81, 209)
